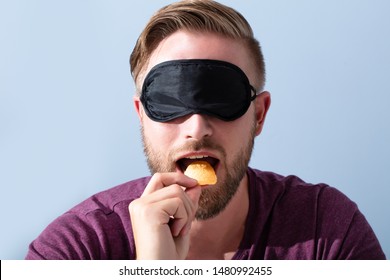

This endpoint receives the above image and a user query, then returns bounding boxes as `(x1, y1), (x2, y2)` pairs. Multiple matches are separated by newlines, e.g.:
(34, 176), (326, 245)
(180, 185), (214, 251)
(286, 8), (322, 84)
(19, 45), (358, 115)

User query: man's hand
(129, 172), (201, 259)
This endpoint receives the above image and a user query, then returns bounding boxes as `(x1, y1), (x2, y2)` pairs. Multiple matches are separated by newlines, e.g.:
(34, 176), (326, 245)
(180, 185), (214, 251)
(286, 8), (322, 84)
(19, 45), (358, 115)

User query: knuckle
(170, 184), (184, 194)
(152, 172), (163, 181)
(128, 199), (138, 211)
(128, 199), (140, 215)
(172, 196), (184, 207)
(128, 199), (150, 217)
(169, 185), (189, 202)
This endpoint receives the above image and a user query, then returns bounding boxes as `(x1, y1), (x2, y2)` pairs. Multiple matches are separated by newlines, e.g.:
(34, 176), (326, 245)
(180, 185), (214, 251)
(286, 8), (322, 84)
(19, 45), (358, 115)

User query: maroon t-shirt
(25, 168), (386, 259)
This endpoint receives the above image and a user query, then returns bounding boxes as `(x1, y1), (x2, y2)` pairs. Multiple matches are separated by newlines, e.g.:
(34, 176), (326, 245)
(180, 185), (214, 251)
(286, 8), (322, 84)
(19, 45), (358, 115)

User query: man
(26, 0), (385, 260)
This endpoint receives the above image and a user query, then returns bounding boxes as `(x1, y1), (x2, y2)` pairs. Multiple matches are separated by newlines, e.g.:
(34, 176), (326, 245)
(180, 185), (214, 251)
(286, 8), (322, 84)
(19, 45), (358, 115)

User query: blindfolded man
(26, 0), (385, 260)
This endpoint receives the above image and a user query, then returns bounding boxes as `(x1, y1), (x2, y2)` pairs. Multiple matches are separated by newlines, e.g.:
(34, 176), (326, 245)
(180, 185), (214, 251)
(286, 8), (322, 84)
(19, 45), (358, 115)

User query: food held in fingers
(184, 161), (217, 186)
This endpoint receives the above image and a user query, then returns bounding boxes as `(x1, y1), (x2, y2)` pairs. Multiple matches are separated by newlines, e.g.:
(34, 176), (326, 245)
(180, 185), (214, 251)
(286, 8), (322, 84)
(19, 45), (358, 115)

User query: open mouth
(176, 155), (219, 174)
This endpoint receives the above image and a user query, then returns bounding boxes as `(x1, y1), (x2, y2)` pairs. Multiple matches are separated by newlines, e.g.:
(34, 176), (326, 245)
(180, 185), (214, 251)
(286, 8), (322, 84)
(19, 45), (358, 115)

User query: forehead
(142, 30), (256, 87)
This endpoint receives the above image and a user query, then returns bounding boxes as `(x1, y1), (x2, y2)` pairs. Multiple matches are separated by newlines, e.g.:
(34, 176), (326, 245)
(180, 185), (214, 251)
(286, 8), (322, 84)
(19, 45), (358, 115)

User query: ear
(133, 95), (144, 122)
(254, 91), (271, 136)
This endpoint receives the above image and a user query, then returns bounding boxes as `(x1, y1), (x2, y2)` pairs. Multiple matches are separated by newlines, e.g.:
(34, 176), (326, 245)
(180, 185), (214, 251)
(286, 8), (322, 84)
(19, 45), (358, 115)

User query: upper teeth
(187, 155), (208, 159)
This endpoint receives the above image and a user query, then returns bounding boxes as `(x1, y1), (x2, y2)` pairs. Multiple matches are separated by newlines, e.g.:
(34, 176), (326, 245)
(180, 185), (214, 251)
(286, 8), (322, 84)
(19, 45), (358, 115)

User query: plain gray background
(1, 0), (389, 259)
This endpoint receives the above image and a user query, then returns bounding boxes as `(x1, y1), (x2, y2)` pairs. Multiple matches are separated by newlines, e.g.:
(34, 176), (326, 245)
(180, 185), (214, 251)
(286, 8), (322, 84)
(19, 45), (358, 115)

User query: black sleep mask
(140, 59), (258, 122)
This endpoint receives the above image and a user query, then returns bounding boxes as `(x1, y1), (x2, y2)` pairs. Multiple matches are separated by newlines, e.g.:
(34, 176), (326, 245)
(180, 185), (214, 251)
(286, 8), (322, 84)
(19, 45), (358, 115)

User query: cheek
(216, 115), (256, 154)
(142, 119), (177, 148)
(218, 116), (255, 141)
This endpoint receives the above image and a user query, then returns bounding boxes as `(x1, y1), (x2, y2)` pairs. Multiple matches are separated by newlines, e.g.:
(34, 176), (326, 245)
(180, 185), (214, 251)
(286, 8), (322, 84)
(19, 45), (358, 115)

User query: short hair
(130, 0), (266, 94)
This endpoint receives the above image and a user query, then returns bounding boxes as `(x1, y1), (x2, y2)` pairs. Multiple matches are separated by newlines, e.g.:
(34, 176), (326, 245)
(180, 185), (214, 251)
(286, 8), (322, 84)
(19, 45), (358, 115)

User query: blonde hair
(130, 0), (265, 94)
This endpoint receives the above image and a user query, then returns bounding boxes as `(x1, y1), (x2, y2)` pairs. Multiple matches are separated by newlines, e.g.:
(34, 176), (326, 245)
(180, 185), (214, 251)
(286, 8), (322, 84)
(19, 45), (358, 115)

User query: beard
(140, 119), (257, 220)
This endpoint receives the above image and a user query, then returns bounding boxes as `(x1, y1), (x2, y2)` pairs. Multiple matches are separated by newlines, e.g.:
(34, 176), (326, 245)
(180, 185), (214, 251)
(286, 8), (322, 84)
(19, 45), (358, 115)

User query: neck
(186, 174), (249, 259)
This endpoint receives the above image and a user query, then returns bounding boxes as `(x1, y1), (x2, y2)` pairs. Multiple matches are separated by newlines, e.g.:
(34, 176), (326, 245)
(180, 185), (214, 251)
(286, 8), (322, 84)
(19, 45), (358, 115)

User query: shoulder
(26, 176), (151, 259)
(69, 176), (151, 216)
(247, 167), (357, 220)
(248, 167), (349, 206)
(245, 168), (385, 259)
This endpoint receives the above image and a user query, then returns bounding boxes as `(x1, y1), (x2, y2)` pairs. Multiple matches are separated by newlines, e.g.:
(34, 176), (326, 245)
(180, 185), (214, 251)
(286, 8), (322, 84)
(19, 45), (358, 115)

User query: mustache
(169, 138), (226, 159)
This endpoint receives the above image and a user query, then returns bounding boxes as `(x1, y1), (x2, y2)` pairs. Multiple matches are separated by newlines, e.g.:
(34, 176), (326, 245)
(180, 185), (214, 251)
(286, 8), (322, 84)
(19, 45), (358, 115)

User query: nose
(182, 114), (213, 140)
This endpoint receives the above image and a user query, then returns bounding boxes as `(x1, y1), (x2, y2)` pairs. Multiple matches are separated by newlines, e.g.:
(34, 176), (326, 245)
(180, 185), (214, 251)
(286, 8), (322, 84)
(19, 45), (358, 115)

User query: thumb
(185, 186), (201, 212)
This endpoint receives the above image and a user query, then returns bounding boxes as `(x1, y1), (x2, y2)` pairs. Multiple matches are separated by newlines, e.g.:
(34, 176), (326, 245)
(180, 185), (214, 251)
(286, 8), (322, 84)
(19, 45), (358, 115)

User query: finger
(160, 187), (197, 237)
(185, 186), (202, 211)
(140, 184), (193, 207)
(155, 197), (189, 237)
(179, 186), (201, 236)
(163, 186), (197, 236)
(142, 172), (198, 196)
(136, 185), (197, 236)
